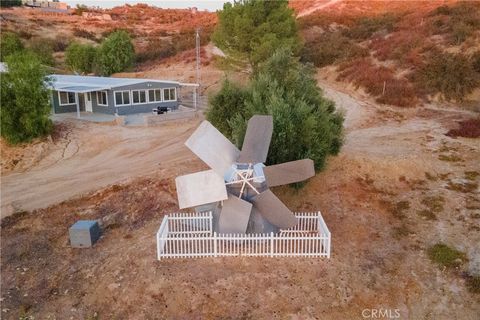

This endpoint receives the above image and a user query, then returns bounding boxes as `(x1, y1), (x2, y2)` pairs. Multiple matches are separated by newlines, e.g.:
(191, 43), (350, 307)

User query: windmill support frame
(156, 211), (331, 259)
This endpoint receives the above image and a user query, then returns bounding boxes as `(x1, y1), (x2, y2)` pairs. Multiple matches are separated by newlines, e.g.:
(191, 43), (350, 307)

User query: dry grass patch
(438, 154), (463, 162)
(421, 195), (445, 213)
(446, 181), (478, 193)
(464, 171), (479, 181)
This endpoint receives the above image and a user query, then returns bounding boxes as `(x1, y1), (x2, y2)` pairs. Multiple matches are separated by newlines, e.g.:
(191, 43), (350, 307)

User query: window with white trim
(114, 91), (130, 106)
(163, 88), (176, 101)
(58, 91), (76, 105)
(97, 91), (108, 106)
(148, 89), (162, 102)
(132, 90), (147, 104)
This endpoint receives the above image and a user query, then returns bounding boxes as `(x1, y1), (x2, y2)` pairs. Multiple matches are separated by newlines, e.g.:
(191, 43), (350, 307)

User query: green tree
(65, 42), (97, 74)
(212, 0), (300, 70)
(95, 30), (134, 76)
(207, 49), (344, 171)
(1, 51), (53, 144)
(0, 32), (23, 61)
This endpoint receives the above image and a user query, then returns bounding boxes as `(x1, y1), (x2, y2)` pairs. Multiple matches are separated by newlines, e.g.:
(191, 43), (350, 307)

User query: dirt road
(1, 119), (200, 217)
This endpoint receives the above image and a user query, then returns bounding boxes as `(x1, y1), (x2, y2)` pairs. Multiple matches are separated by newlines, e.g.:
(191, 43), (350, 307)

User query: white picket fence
(156, 211), (331, 259)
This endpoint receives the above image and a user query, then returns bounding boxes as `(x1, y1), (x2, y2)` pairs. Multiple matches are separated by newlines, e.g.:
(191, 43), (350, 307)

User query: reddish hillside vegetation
(298, 0), (480, 107)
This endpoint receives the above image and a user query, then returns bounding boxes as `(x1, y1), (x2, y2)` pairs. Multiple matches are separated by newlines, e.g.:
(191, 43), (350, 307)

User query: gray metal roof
(48, 74), (182, 93)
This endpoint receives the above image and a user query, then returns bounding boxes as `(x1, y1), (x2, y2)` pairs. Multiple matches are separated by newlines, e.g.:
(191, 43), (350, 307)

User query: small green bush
(427, 243), (466, 268)
(0, 31), (23, 61)
(65, 42), (97, 74)
(95, 30), (135, 76)
(416, 52), (479, 101)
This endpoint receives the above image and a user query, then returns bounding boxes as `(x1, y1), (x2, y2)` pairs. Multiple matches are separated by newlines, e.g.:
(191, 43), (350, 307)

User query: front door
(85, 92), (93, 112)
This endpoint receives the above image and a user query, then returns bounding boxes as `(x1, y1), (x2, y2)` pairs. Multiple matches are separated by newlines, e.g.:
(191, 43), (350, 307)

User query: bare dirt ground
(1, 60), (480, 318)
(0, 119), (201, 217)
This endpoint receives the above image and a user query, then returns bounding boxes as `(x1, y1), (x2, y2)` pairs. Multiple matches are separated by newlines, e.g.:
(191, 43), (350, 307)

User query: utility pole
(195, 28), (201, 111)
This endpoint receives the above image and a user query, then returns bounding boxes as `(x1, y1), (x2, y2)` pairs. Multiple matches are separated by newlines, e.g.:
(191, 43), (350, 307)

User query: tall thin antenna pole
(195, 28), (200, 111)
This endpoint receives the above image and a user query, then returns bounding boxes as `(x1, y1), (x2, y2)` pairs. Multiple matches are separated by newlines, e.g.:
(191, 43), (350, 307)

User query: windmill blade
(252, 190), (297, 229)
(175, 170), (228, 209)
(185, 121), (240, 177)
(218, 194), (253, 234)
(237, 115), (273, 164)
(264, 159), (315, 187)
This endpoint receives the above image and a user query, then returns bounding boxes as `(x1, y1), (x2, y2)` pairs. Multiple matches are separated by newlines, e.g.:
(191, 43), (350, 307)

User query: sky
(62, 0), (229, 11)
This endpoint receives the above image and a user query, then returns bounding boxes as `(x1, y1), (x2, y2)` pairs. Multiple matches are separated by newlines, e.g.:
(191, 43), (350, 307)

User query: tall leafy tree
(95, 30), (135, 76)
(0, 32), (23, 61)
(65, 42), (97, 74)
(1, 51), (53, 144)
(212, 0), (300, 70)
(207, 49), (344, 171)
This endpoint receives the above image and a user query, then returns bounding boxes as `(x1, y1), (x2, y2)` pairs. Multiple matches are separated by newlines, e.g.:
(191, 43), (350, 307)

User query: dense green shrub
(212, 0), (300, 70)
(0, 52), (53, 144)
(417, 52), (479, 101)
(302, 31), (367, 67)
(95, 30), (134, 76)
(206, 79), (248, 138)
(0, 32), (23, 61)
(207, 49), (344, 171)
(65, 42), (97, 74)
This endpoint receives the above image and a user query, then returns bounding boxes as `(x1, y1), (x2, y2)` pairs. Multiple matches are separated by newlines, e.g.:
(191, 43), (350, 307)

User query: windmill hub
(224, 163), (267, 200)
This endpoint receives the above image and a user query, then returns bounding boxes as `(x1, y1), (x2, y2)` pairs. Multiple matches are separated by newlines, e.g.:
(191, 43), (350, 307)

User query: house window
(58, 91), (76, 105)
(114, 91), (131, 106)
(132, 90), (147, 104)
(163, 88), (176, 101)
(97, 91), (108, 106)
(148, 89), (162, 102)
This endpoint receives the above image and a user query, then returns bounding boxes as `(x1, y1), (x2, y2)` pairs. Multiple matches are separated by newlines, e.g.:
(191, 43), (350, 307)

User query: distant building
(23, 0), (68, 10)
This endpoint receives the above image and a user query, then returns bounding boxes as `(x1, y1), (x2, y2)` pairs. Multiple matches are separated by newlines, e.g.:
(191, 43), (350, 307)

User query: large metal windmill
(175, 115), (315, 234)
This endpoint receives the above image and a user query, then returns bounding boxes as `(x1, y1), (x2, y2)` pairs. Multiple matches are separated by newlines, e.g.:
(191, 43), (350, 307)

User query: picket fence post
(270, 232), (274, 257)
(213, 232), (217, 257)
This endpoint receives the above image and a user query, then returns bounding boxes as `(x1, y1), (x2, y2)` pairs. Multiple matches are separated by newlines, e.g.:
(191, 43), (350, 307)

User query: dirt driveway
(1, 119), (200, 217)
